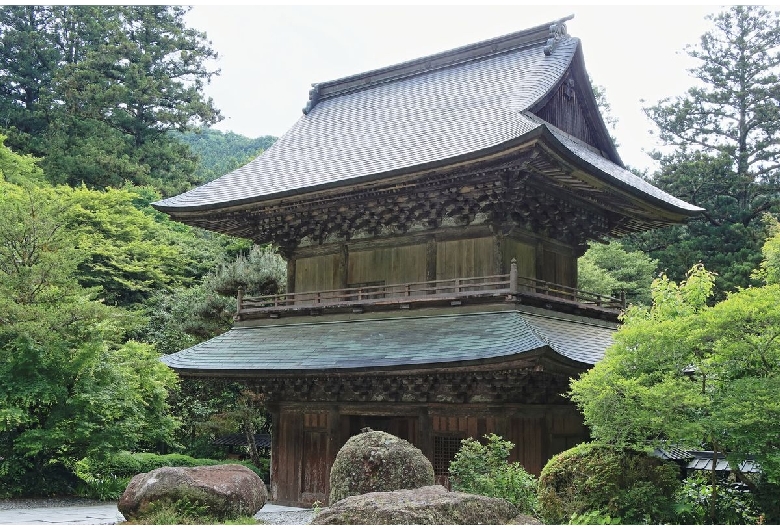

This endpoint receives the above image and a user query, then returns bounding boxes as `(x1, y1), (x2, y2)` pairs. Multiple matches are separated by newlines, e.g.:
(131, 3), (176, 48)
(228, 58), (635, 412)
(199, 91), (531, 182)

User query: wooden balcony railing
(236, 259), (625, 320)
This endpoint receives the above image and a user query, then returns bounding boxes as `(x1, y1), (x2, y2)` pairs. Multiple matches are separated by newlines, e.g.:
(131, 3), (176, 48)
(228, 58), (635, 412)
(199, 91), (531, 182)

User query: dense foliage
(537, 442), (680, 524)
(448, 434), (538, 515)
(630, 6), (780, 296)
(0, 146), (180, 496)
(578, 241), (658, 306)
(0, 130), (275, 497)
(569, 257), (780, 522)
(74, 451), (268, 501)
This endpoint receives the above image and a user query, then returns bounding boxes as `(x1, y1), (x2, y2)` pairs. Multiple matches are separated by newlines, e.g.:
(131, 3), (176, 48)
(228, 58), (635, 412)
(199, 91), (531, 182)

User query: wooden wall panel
(275, 411), (303, 504)
(509, 417), (545, 476)
(348, 244), (427, 286)
(436, 237), (495, 280)
(541, 249), (576, 288)
(294, 254), (341, 295)
(502, 238), (536, 279)
(301, 430), (328, 505)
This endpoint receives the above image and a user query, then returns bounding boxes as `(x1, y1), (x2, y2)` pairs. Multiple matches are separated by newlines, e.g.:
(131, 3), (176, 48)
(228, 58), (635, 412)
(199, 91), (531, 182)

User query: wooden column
(269, 406), (281, 502)
(417, 408), (433, 462)
(426, 237), (437, 282)
(326, 405), (341, 504)
(535, 241), (545, 282)
(337, 245), (348, 289)
(286, 259), (296, 294)
(494, 235), (504, 275)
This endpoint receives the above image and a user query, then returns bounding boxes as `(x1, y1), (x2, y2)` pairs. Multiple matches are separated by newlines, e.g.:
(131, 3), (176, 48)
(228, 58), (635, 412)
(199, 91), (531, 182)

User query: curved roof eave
(154, 122), (702, 220)
(152, 124), (547, 215)
(535, 123), (704, 216)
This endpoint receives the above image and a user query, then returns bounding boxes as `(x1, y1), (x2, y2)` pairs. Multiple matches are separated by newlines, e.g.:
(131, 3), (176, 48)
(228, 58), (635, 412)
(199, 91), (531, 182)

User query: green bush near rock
(74, 452), (267, 501)
(448, 434), (538, 515)
(125, 498), (260, 525)
(537, 442), (679, 524)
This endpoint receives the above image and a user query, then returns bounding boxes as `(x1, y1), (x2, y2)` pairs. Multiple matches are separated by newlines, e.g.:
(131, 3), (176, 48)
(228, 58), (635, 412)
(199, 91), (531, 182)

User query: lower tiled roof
(161, 308), (616, 373)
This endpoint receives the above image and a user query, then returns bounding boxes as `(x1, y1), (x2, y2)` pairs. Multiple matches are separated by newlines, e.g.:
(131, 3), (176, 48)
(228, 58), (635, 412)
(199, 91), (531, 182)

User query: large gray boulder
(117, 464), (267, 521)
(313, 485), (521, 525)
(329, 429), (434, 504)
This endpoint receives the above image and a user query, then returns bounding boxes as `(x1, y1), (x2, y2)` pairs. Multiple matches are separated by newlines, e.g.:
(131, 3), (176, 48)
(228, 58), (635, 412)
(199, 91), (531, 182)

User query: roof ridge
(302, 15), (575, 114)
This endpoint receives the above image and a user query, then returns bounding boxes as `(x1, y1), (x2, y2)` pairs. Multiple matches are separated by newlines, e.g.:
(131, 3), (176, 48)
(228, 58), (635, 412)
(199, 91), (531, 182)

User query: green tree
(59, 184), (241, 307)
(0, 155), (179, 495)
(578, 241), (658, 306)
(755, 215), (780, 285)
(634, 6), (780, 295)
(448, 434), (538, 515)
(0, 6), (221, 194)
(569, 263), (780, 522)
(141, 244), (286, 355)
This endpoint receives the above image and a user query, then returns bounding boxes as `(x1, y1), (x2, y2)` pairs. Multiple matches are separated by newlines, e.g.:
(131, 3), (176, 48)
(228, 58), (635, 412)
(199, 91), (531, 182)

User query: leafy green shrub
(674, 474), (761, 525)
(538, 442), (679, 524)
(0, 460), (79, 498)
(74, 475), (131, 501)
(74, 452), (269, 500)
(568, 510), (622, 525)
(449, 434), (538, 515)
(132, 498), (259, 525)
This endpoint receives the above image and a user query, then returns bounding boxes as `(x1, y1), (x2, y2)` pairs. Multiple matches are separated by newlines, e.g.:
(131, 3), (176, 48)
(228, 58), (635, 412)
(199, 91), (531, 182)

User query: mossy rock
(117, 464), (267, 521)
(329, 429), (434, 504)
(538, 442), (680, 524)
(314, 485), (519, 525)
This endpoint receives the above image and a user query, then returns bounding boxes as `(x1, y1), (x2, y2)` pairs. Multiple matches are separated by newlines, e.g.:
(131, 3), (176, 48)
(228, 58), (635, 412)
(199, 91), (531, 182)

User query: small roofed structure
(154, 16), (702, 507)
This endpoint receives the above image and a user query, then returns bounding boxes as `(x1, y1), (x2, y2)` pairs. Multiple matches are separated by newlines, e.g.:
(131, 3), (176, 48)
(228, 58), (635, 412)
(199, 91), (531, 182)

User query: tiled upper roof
(154, 20), (701, 216)
(161, 308), (616, 374)
(156, 32), (572, 211)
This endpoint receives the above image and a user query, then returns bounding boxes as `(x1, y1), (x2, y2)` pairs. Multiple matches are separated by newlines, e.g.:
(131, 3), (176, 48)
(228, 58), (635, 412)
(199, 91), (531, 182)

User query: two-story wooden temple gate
(155, 16), (702, 506)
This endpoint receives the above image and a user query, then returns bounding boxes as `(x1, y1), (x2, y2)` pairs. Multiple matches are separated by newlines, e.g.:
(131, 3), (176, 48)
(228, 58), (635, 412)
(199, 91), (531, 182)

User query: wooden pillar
(337, 244), (348, 289)
(326, 406), (341, 504)
(426, 237), (437, 282)
(494, 234), (504, 275)
(535, 241), (545, 282)
(417, 408), (433, 462)
(286, 259), (296, 294)
(269, 405), (281, 502)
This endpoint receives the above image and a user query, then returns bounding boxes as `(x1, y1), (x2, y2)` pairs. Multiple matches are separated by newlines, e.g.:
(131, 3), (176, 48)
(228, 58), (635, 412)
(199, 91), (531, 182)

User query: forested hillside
(178, 129), (277, 183)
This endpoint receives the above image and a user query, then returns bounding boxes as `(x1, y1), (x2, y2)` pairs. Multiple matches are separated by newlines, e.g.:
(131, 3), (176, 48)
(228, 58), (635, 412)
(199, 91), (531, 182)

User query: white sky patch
(185, 5), (721, 174)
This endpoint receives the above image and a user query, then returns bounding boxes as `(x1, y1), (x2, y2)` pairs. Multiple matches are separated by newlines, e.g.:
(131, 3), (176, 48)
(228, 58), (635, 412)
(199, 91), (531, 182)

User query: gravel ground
(0, 497), (314, 524)
(256, 509), (315, 525)
(0, 497), (110, 510)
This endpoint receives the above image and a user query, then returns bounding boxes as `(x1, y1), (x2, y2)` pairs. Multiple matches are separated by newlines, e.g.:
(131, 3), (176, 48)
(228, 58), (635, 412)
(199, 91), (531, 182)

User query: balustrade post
(455, 278), (461, 293)
(237, 287), (244, 314)
(510, 258), (518, 292)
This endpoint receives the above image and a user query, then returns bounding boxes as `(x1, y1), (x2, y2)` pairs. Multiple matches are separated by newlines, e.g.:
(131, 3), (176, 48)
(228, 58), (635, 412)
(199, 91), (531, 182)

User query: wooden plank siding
(534, 70), (601, 153)
(273, 410), (303, 505)
(347, 244), (427, 286)
(541, 249), (576, 288)
(436, 237), (495, 280)
(509, 417), (546, 476)
(294, 254), (341, 294)
(271, 405), (588, 506)
(501, 238), (536, 280)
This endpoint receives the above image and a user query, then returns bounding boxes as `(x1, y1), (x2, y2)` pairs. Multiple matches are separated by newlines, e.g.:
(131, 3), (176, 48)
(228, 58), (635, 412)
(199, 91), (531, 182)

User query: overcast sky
(185, 4), (721, 173)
